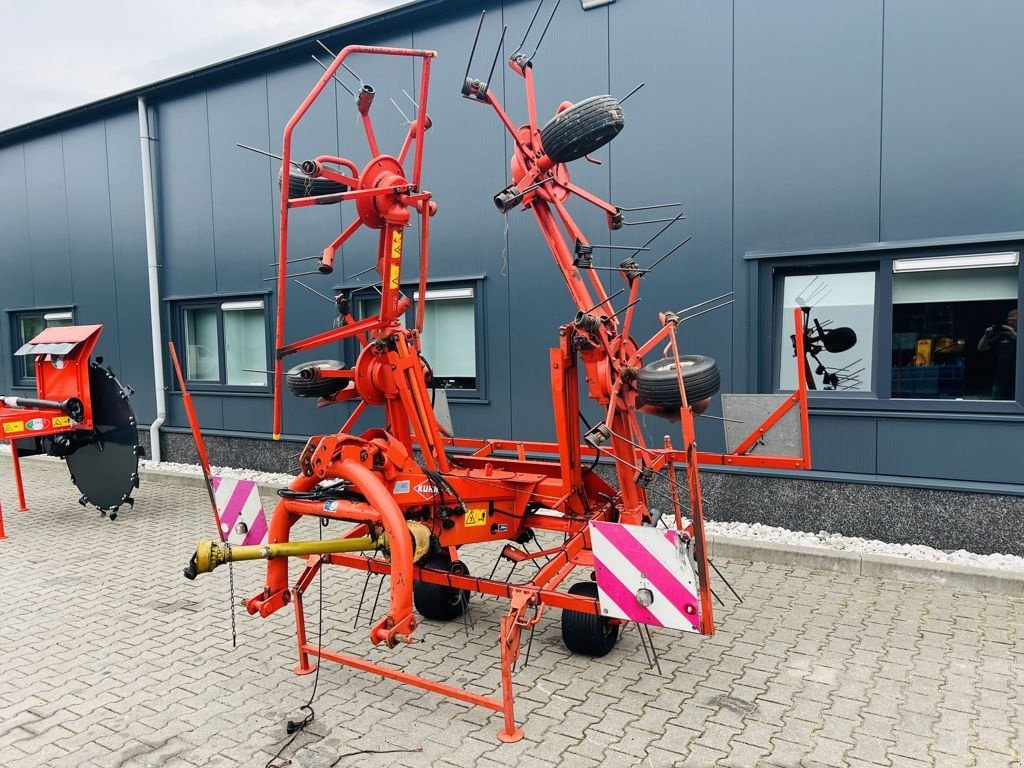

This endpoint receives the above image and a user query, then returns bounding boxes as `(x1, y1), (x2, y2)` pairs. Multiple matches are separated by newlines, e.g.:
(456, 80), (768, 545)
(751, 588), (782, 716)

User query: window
(892, 253), (1018, 400)
(353, 283), (482, 396)
(175, 298), (268, 389)
(11, 309), (73, 385)
(769, 248), (1021, 407)
(777, 271), (875, 392)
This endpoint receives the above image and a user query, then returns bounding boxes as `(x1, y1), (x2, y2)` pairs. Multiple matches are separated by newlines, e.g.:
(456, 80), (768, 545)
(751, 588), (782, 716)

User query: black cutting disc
(65, 363), (141, 512)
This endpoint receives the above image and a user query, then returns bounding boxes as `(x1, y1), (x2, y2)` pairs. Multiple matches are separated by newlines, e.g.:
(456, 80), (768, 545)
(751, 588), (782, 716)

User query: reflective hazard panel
(590, 521), (701, 633)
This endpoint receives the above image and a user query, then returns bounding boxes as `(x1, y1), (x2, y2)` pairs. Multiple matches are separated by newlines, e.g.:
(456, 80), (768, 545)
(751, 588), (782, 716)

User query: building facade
(1, 0), (1022, 552)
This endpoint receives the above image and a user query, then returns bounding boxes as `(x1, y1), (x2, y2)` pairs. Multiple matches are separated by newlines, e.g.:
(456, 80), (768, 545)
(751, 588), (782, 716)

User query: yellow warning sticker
(391, 230), (403, 259)
(389, 264), (401, 289)
(464, 508), (488, 527)
(3, 421), (25, 434)
(53, 416), (72, 428)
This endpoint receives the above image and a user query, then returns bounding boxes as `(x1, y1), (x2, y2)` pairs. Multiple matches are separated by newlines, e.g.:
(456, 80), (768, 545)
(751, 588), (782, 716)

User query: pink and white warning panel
(590, 521), (702, 633)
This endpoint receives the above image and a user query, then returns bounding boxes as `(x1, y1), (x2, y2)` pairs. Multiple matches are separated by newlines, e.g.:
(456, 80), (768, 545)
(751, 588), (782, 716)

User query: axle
(183, 520), (431, 579)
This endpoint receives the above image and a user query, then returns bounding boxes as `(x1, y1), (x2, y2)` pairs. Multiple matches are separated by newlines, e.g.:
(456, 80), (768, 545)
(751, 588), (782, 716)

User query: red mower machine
(1, 324), (141, 536)
(184, 3), (813, 742)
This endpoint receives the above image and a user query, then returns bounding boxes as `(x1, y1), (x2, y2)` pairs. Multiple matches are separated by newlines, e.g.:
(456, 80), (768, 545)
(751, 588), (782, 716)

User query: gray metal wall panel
(808, 415), (877, 474)
(611, 0), (734, 452)
(61, 122), (121, 372)
(733, 0), (883, 255)
(880, 0), (1024, 241)
(104, 111), (156, 423)
(207, 78), (275, 295)
(155, 92), (217, 298)
(877, 418), (1019, 484)
(0, 145), (32, 388)
(22, 135), (73, 308)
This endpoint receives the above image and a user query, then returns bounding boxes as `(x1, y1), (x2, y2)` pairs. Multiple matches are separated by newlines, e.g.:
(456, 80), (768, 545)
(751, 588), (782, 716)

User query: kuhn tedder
(184, 4), (812, 742)
(1, 324), (141, 537)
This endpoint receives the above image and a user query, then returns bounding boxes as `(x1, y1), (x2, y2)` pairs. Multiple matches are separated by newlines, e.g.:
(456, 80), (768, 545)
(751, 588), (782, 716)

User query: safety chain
(227, 542), (237, 649)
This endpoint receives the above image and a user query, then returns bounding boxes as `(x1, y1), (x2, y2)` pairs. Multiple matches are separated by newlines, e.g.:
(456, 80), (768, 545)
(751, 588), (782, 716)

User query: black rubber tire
(278, 166), (348, 200)
(636, 355), (721, 409)
(414, 556), (469, 621)
(561, 581), (619, 657)
(540, 95), (625, 164)
(285, 360), (349, 398)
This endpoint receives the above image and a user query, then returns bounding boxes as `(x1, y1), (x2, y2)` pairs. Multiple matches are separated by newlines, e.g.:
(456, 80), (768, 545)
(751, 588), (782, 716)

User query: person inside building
(977, 308), (1018, 399)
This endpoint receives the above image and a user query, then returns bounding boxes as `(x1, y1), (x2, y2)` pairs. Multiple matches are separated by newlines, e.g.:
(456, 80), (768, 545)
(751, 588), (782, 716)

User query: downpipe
(138, 97), (166, 463)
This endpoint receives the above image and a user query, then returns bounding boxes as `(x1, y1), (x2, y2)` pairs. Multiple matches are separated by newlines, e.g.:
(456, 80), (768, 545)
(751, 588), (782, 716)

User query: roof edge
(0, 0), (456, 143)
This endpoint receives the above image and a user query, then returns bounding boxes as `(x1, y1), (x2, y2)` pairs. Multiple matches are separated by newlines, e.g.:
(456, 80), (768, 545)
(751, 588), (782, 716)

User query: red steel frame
(242, 45), (813, 742)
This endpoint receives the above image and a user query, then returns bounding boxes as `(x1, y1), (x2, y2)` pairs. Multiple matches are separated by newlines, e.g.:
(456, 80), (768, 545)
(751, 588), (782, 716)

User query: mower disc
(65, 362), (141, 514)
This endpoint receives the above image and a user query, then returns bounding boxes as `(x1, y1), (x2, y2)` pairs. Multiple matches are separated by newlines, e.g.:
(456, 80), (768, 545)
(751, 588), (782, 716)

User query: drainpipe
(138, 97), (166, 463)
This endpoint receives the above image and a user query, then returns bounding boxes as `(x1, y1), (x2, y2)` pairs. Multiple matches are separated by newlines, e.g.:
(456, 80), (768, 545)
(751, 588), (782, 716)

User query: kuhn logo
(414, 482), (439, 498)
(25, 418), (50, 431)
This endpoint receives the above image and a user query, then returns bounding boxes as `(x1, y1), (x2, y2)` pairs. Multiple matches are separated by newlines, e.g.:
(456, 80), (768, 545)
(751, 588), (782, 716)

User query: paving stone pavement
(1, 460), (1022, 768)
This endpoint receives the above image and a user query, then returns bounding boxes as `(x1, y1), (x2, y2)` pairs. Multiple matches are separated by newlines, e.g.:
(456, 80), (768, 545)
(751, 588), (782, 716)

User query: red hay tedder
(183, 5), (814, 742)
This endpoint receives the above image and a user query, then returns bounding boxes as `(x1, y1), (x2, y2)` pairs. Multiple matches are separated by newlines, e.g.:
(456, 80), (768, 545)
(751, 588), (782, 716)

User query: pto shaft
(183, 521), (431, 580)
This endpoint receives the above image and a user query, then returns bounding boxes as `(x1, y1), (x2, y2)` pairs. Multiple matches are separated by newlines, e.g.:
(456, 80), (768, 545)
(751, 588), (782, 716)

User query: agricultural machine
(183, 2), (812, 742)
(1, 324), (141, 537)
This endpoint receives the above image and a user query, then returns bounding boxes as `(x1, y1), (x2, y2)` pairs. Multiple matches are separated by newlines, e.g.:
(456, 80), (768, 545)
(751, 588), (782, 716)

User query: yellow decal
(3, 421), (25, 434)
(389, 230), (403, 288)
(464, 508), (488, 527)
(52, 416), (71, 428)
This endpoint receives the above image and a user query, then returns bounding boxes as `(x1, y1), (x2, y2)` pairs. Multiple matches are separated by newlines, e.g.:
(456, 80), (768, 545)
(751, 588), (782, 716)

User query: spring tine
(645, 235), (693, 272)
(589, 244), (652, 251)
(675, 291), (734, 316)
(354, 567), (374, 628)
(708, 558), (743, 603)
(643, 625), (663, 676)
(583, 287), (625, 314)
(312, 54), (355, 96)
(263, 269), (324, 281)
(610, 296), (641, 319)
(528, 0), (561, 61)
(390, 97), (413, 125)
(511, 0), (545, 58)
(267, 254), (323, 267)
(486, 26), (509, 89)
(236, 143), (303, 169)
(348, 264), (378, 280)
(678, 300), (735, 324)
(368, 573), (386, 627)
(294, 279), (335, 304)
(619, 82), (646, 105)
(627, 210), (687, 259)
(464, 11), (486, 85)
(697, 413), (746, 424)
(622, 216), (688, 226)
(636, 622), (654, 669)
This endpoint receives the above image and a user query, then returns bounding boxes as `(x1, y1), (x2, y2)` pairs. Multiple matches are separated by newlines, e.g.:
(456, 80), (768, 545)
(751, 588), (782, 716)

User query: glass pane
(420, 297), (476, 389)
(224, 308), (267, 386)
(184, 307), (220, 381)
(18, 315), (44, 380)
(892, 266), (1018, 400)
(778, 272), (875, 392)
(45, 317), (73, 328)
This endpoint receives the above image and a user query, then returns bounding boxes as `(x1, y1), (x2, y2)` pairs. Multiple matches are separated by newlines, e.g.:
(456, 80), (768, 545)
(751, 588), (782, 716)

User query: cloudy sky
(0, 0), (399, 131)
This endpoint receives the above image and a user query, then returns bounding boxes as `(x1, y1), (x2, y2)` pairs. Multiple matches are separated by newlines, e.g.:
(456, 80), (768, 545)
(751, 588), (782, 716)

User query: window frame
(757, 241), (1024, 416)
(340, 275), (487, 402)
(167, 292), (272, 395)
(7, 306), (76, 388)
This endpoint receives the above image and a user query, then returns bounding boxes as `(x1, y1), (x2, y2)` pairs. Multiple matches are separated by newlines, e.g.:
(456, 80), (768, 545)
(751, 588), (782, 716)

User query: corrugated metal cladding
(0, 0), (1022, 490)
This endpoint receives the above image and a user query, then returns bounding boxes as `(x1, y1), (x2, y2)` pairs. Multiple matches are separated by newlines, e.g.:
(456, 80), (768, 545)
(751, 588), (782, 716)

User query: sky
(0, 0), (399, 131)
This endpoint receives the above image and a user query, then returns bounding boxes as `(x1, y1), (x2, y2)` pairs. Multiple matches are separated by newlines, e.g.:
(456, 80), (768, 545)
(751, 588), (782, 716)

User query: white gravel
(138, 457), (1024, 575)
